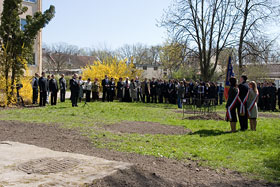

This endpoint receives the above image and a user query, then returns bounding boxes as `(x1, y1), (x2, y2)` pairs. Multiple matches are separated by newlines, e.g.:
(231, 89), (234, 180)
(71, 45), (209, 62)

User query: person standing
(78, 76), (84, 102)
(123, 77), (131, 102)
(163, 80), (168, 103)
(237, 75), (249, 131)
(109, 78), (116, 102)
(218, 83), (224, 105)
(102, 75), (110, 102)
(31, 73), (39, 104)
(141, 78), (150, 103)
(46, 75), (51, 104)
(117, 77), (124, 102)
(92, 78), (99, 102)
(157, 79), (164, 103)
(130, 79), (137, 102)
(70, 74), (79, 107)
(168, 80), (175, 104)
(84, 78), (92, 102)
(150, 77), (158, 103)
(177, 81), (185, 108)
(247, 81), (259, 131)
(38, 72), (48, 107)
(49, 74), (58, 105)
(226, 77), (239, 132)
(135, 76), (141, 102)
(59, 74), (67, 102)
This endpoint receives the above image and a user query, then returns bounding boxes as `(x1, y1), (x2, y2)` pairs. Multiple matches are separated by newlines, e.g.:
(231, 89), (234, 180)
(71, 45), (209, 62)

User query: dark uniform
(117, 80), (124, 102)
(59, 77), (67, 102)
(49, 78), (58, 105)
(237, 81), (249, 131)
(38, 76), (48, 106)
(226, 86), (238, 122)
(70, 78), (79, 107)
(102, 78), (110, 102)
(109, 80), (115, 102)
(32, 77), (39, 104)
(157, 81), (164, 103)
(150, 80), (158, 103)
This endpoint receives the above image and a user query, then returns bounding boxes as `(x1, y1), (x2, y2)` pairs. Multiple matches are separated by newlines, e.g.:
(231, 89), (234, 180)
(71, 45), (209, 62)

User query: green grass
(0, 101), (279, 183)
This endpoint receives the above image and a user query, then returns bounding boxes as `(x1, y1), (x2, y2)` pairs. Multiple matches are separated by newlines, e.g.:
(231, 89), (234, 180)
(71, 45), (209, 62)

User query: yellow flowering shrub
(20, 69), (33, 105)
(0, 68), (33, 106)
(82, 57), (142, 87)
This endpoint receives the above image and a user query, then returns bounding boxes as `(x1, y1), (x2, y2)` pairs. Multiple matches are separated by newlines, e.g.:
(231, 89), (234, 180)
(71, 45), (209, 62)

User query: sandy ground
(0, 120), (279, 187)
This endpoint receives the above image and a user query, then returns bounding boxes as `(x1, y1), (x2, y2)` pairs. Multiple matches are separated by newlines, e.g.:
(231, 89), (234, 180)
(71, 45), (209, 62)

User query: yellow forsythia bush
(20, 73), (33, 105)
(0, 69), (33, 106)
(82, 57), (142, 84)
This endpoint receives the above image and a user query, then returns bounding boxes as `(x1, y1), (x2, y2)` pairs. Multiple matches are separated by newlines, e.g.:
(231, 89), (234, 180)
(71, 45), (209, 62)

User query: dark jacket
(150, 81), (158, 94)
(226, 86), (239, 108)
(238, 81), (249, 101)
(70, 78), (79, 94)
(38, 77), (48, 92)
(32, 77), (39, 89)
(59, 77), (67, 90)
(117, 81), (124, 98)
(102, 78), (110, 91)
(49, 78), (58, 93)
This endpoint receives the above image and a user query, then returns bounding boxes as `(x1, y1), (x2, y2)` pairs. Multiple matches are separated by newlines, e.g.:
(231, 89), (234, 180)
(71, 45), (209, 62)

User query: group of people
(257, 82), (279, 111)
(226, 75), (259, 132)
(31, 72), (66, 106)
(98, 75), (225, 109)
(31, 73), (280, 119)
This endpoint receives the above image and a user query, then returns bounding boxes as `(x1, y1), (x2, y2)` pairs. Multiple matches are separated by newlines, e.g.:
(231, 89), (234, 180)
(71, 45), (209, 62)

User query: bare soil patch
(103, 121), (191, 135)
(258, 112), (280, 119)
(0, 120), (278, 187)
(186, 113), (225, 121)
(215, 111), (280, 119)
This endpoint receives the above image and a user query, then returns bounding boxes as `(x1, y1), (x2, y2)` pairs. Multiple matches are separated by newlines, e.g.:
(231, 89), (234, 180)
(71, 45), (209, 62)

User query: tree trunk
(238, 0), (249, 77)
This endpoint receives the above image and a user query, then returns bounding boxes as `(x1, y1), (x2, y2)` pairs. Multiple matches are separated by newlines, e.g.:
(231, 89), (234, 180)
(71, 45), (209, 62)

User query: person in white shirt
(84, 78), (92, 102)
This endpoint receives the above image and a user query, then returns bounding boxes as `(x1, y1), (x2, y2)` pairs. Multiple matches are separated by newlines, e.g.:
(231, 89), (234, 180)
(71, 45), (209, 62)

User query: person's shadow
(190, 129), (231, 137)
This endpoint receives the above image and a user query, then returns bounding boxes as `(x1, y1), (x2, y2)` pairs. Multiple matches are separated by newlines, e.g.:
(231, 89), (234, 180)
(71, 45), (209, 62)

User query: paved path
(0, 141), (131, 187)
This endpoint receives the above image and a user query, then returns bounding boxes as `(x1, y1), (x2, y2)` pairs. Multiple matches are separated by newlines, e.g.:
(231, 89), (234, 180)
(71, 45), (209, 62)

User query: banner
(224, 56), (234, 100)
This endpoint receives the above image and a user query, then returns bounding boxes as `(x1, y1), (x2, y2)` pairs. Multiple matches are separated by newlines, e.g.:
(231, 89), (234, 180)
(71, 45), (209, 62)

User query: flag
(224, 55), (235, 100)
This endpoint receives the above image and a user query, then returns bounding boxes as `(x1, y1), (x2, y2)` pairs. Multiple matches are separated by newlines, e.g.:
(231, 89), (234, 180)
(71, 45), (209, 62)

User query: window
(23, 0), (37, 3)
(154, 66), (158, 71)
(143, 66), (147, 70)
(20, 19), (27, 31)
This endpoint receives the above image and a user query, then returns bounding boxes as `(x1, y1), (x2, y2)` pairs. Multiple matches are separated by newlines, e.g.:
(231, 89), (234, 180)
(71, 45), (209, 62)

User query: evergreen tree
(0, 0), (55, 104)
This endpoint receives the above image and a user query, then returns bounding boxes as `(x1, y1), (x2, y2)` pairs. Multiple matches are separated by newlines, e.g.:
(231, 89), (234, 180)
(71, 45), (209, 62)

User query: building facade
(135, 64), (168, 79)
(0, 0), (42, 75)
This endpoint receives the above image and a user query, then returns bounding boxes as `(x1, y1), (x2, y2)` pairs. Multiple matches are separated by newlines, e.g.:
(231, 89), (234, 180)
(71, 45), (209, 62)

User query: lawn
(0, 101), (279, 183)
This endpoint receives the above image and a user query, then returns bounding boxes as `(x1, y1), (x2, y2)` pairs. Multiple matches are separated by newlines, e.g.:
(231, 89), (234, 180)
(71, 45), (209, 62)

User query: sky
(42, 0), (173, 50)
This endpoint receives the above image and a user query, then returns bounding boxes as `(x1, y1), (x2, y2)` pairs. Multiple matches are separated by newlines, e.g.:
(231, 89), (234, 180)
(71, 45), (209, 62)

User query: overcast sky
(42, 0), (173, 49)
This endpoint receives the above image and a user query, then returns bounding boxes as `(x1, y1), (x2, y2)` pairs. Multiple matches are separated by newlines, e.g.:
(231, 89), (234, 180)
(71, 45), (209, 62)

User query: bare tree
(161, 0), (239, 81)
(117, 44), (161, 64)
(236, 0), (280, 74)
(43, 43), (79, 73)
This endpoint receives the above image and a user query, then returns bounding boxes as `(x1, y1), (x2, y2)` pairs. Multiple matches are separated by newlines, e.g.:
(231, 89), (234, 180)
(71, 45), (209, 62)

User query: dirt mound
(103, 121), (191, 135)
(91, 165), (183, 187)
(186, 113), (224, 121)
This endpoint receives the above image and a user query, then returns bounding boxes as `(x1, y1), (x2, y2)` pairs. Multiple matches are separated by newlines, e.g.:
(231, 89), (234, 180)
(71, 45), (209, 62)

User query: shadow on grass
(263, 152), (280, 182)
(190, 129), (230, 137)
